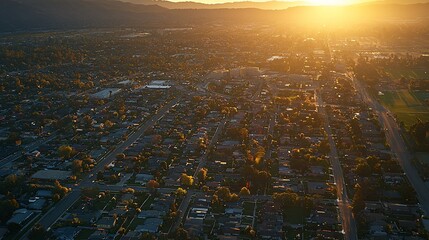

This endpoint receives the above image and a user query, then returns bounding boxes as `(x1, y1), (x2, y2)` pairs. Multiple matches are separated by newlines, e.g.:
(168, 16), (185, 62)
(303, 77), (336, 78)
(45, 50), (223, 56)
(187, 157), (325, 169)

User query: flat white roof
(90, 88), (121, 99)
(145, 85), (171, 89)
(150, 80), (168, 85)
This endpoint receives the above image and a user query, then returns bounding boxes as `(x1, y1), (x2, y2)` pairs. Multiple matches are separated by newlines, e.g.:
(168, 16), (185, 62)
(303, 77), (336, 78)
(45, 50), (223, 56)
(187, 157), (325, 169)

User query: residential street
(21, 98), (181, 239)
(350, 73), (429, 215)
(316, 90), (358, 240)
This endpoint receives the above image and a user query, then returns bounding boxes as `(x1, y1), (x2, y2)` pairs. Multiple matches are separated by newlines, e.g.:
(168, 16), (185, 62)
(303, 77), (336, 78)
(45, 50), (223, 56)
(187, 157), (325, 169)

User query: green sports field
(416, 152), (429, 166)
(378, 90), (429, 128)
(384, 67), (429, 80)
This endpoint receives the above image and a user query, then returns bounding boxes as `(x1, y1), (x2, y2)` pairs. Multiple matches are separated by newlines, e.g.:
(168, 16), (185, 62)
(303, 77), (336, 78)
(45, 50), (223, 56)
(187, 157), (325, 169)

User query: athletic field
(378, 90), (429, 128)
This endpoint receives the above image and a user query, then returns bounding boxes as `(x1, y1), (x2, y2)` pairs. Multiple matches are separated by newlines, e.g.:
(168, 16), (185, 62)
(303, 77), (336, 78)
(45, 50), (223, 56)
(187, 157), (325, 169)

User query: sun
(306, 0), (350, 6)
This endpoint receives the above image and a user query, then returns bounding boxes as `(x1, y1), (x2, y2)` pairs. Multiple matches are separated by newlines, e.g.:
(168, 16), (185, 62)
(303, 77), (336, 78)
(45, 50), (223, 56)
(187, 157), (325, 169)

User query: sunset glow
(1, 0), (429, 239)
(306, 0), (351, 5)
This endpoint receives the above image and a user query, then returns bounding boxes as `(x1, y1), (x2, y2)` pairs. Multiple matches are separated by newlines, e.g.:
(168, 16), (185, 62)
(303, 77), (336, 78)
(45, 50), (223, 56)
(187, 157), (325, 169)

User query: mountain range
(1, 0), (429, 32)
(121, 0), (429, 10)
(121, 0), (307, 10)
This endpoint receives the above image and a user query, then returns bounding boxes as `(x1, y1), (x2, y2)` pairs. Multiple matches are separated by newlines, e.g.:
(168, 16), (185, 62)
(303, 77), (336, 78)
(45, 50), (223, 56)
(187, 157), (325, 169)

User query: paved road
(349, 73), (429, 215)
(192, 119), (226, 179)
(0, 133), (58, 168)
(38, 190), (81, 230)
(167, 78), (265, 234)
(266, 105), (278, 159)
(1, 73), (145, 169)
(316, 90), (358, 240)
(169, 190), (194, 234)
(21, 98), (181, 239)
(168, 118), (227, 234)
(81, 98), (181, 186)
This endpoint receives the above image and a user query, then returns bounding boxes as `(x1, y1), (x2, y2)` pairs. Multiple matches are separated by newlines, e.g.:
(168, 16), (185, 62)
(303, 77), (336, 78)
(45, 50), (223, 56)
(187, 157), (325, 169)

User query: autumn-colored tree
(175, 228), (189, 240)
(147, 180), (160, 189)
(239, 128), (249, 141)
(109, 174), (119, 183)
(58, 145), (73, 159)
(175, 187), (187, 197)
(53, 193), (61, 202)
(211, 195), (224, 213)
(123, 188), (135, 194)
(239, 187), (251, 196)
(352, 184), (365, 215)
(254, 146), (265, 165)
(197, 168), (208, 183)
(54, 180), (70, 197)
(71, 217), (81, 226)
(104, 120), (114, 128)
(72, 159), (83, 174)
(118, 227), (126, 235)
(215, 187), (239, 202)
(243, 225), (256, 238)
(180, 173), (194, 187)
(116, 153), (126, 161)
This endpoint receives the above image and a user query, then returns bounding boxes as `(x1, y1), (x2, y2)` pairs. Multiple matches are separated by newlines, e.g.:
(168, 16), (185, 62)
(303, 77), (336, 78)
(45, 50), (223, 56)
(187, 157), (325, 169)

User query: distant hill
(1, 0), (429, 32)
(121, 0), (429, 10)
(121, 0), (307, 10)
(381, 0), (429, 3)
(0, 0), (167, 32)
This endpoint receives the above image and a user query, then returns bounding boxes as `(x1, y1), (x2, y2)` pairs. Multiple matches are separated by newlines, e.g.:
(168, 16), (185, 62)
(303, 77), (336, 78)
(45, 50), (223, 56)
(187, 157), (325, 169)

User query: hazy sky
(165, 0), (428, 5)
(166, 0), (364, 4)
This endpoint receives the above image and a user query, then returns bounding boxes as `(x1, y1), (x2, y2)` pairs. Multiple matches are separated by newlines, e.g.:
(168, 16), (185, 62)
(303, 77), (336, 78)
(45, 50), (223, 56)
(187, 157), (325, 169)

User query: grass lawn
(240, 215), (253, 226)
(384, 67), (429, 80)
(128, 217), (145, 230)
(416, 152), (429, 165)
(378, 90), (429, 128)
(414, 91), (429, 103)
(242, 201), (255, 216)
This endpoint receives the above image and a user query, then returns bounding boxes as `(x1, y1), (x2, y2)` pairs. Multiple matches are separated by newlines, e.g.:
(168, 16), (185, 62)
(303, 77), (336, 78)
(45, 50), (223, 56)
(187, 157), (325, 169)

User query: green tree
(355, 158), (372, 177)
(28, 223), (47, 240)
(273, 192), (299, 209)
(72, 160), (83, 174)
(352, 184), (365, 215)
(0, 199), (19, 223)
(175, 227), (189, 240)
(215, 187), (239, 202)
(97, 171), (104, 181)
(211, 195), (224, 213)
